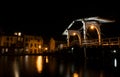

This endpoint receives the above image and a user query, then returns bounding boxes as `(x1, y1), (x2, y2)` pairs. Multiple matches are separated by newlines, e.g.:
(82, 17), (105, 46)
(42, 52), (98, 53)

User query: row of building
(0, 32), (66, 55)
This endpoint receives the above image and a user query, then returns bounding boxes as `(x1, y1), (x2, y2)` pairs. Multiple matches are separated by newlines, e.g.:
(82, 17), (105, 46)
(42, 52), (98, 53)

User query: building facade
(24, 35), (43, 54)
(0, 32), (43, 55)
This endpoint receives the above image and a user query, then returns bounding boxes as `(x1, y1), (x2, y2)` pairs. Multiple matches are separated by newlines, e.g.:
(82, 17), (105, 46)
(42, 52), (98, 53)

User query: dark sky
(0, 2), (120, 40)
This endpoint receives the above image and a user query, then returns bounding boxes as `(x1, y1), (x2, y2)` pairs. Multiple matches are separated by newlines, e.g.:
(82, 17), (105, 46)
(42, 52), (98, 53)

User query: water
(0, 48), (120, 77)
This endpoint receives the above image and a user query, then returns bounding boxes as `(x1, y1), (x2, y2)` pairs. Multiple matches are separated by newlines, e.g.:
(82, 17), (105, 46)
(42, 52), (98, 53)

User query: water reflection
(24, 55), (29, 69)
(36, 56), (43, 73)
(0, 54), (119, 77)
(13, 59), (19, 77)
(46, 56), (49, 63)
(114, 58), (117, 68)
(73, 72), (78, 77)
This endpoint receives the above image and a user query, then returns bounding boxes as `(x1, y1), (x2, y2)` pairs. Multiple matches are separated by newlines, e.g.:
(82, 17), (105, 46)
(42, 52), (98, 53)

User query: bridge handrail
(70, 37), (120, 46)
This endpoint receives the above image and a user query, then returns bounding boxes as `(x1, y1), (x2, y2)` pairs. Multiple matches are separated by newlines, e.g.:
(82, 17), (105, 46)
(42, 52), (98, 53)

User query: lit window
(18, 32), (21, 36)
(14, 32), (17, 35)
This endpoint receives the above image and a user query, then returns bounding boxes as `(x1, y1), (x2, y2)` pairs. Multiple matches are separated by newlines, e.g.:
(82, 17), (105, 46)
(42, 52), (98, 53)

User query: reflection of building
(49, 38), (55, 52)
(0, 32), (43, 54)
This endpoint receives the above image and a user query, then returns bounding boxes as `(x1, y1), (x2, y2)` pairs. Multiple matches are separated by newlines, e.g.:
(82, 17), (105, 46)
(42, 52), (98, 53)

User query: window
(6, 37), (9, 41)
(11, 37), (13, 41)
(30, 43), (33, 47)
(25, 43), (28, 46)
(34, 43), (36, 47)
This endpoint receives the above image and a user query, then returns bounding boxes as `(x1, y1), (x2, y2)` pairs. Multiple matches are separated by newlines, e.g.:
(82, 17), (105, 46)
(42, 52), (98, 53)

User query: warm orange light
(44, 47), (48, 51)
(39, 45), (41, 49)
(18, 32), (21, 36)
(14, 32), (21, 36)
(73, 32), (76, 36)
(73, 72), (79, 77)
(90, 25), (94, 30)
(46, 56), (49, 63)
(36, 56), (43, 73)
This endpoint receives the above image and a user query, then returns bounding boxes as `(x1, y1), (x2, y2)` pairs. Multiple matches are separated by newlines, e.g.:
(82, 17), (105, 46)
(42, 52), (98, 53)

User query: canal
(0, 48), (120, 77)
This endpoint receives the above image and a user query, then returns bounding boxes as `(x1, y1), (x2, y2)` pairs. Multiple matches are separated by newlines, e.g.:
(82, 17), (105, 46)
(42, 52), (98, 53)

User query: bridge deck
(70, 37), (120, 47)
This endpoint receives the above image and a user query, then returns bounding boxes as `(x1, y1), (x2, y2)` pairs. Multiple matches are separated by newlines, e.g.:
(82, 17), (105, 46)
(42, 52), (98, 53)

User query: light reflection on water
(0, 54), (119, 77)
(73, 72), (78, 77)
(114, 58), (117, 68)
(36, 56), (43, 73)
(13, 59), (19, 77)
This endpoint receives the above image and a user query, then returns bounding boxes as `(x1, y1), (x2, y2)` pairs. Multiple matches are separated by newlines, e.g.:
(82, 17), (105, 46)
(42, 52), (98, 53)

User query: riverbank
(1, 45), (120, 60)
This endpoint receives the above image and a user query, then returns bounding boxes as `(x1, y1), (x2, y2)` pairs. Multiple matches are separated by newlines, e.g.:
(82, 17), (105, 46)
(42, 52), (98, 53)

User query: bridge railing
(70, 37), (120, 46)
(101, 37), (120, 46)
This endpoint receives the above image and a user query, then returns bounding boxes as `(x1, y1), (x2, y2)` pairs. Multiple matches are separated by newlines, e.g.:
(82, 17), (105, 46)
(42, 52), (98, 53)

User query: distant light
(18, 32), (21, 36)
(14, 32), (17, 35)
(113, 50), (116, 53)
(14, 32), (21, 36)
(39, 45), (41, 49)
(71, 47), (74, 51)
(6, 48), (8, 52)
(44, 47), (48, 51)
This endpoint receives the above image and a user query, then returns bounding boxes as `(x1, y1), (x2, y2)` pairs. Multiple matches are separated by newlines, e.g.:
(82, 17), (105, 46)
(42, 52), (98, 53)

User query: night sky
(0, 2), (120, 40)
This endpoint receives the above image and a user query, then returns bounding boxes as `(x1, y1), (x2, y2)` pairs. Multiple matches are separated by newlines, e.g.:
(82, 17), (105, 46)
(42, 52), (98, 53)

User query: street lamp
(90, 25), (95, 30)
(73, 32), (76, 36)
(88, 23), (101, 45)
(66, 30), (82, 47)
(71, 31), (81, 46)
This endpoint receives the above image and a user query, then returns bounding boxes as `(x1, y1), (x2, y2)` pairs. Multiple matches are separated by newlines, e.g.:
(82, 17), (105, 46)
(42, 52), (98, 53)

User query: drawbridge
(62, 16), (116, 47)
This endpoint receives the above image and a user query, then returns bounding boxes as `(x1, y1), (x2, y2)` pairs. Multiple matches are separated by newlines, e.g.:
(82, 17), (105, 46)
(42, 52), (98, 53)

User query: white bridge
(62, 16), (116, 47)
